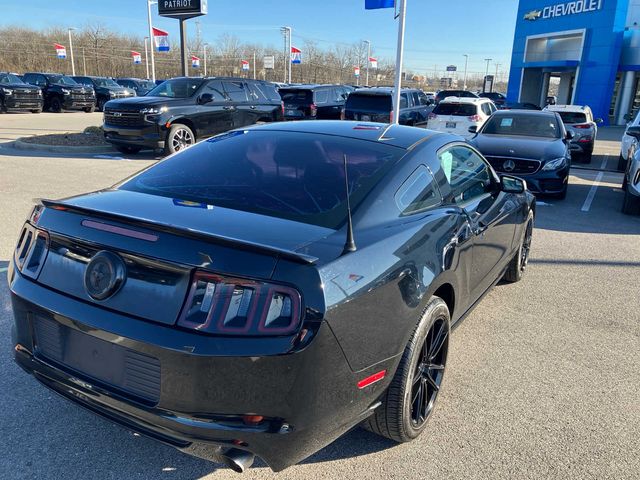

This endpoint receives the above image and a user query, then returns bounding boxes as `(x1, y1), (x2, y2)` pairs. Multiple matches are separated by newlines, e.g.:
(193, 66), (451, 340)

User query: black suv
(72, 76), (135, 111)
(22, 73), (96, 113)
(343, 87), (432, 126)
(0, 72), (43, 113)
(115, 78), (156, 96)
(479, 91), (507, 107)
(279, 84), (353, 120)
(103, 77), (284, 155)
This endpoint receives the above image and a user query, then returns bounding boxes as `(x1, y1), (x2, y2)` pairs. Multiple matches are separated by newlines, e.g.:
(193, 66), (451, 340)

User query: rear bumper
(104, 124), (165, 149)
(9, 268), (389, 471)
(568, 141), (593, 156)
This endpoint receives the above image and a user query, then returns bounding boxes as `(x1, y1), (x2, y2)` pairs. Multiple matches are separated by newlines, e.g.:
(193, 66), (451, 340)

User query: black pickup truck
(22, 73), (96, 113)
(0, 72), (43, 113)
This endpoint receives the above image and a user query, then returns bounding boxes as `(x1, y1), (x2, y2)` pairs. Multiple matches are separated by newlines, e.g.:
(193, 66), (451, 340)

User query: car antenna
(342, 153), (357, 255)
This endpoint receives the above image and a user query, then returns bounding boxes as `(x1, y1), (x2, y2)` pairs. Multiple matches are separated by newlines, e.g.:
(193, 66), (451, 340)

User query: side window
(400, 93), (409, 109)
(247, 82), (267, 101)
(411, 91), (420, 107)
(438, 145), (492, 204)
(481, 103), (492, 116)
(418, 93), (430, 106)
(395, 165), (441, 215)
(315, 89), (329, 104)
(222, 81), (248, 102)
(332, 88), (344, 102)
(205, 80), (227, 101)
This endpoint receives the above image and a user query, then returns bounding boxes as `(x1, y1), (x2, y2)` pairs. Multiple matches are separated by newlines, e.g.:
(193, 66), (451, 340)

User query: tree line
(0, 24), (507, 91)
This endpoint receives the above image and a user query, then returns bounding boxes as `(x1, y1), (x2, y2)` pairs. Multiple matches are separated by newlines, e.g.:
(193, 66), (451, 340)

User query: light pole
(144, 37), (150, 79)
(494, 62), (501, 84)
(280, 26), (292, 84)
(68, 27), (76, 76)
(484, 58), (492, 77)
(392, 0), (407, 125)
(203, 43), (208, 77)
(147, 0), (158, 83)
(462, 54), (469, 90)
(363, 40), (371, 86)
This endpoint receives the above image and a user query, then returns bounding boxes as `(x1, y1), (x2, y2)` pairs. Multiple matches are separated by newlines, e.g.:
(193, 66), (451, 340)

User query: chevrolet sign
(524, 0), (602, 21)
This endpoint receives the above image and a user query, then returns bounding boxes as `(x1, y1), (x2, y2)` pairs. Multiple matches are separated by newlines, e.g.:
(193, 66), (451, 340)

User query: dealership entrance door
(519, 67), (577, 108)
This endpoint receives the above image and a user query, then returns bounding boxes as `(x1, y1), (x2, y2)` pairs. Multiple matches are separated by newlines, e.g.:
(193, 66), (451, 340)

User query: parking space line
(580, 155), (608, 212)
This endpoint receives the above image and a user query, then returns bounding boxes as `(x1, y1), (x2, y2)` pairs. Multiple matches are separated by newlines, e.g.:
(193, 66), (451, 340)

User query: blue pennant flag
(365, 0), (394, 9)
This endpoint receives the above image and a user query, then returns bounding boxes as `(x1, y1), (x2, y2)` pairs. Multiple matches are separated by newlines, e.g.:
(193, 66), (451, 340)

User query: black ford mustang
(9, 121), (535, 472)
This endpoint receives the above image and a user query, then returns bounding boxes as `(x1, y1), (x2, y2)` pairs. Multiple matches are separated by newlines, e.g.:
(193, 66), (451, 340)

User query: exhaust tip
(220, 448), (255, 473)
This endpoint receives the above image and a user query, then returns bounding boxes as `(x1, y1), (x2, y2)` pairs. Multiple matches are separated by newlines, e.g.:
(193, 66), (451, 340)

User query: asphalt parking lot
(0, 122), (639, 479)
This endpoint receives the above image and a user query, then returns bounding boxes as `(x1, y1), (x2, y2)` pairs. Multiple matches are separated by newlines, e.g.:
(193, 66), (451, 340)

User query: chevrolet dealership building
(507, 0), (640, 124)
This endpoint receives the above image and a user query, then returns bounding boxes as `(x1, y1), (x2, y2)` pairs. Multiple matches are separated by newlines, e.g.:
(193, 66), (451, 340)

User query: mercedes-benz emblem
(84, 251), (126, 301)
(503, 159), (516, 172)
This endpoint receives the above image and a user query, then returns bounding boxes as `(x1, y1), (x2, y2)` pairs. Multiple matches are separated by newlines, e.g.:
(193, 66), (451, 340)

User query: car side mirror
(501, 175), (526, 194)
(468, 125), (478, 134)
(565, 131), (574, 140)
(626, 125), (640, 139)
(595, 118), (604, 124)
(198, 93), (214, 105)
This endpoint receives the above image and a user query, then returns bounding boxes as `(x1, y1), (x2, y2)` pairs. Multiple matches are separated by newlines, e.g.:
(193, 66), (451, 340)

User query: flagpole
(68, 27), (76, 76)
(147, 0), (156, 82)
(203, 43), (208, 77)
(364, 40), (370, 86)
(144, 37), (150, 79)
(392, 0), (407, 125)
(287, 27), (292, 84)
(253, 51), (256, 80)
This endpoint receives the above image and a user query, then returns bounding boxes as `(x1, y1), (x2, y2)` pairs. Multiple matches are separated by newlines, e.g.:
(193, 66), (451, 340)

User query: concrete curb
(10, 138), (117, 154)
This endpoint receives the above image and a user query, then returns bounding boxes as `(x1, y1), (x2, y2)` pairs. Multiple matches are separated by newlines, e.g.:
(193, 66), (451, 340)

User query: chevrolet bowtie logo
(524, 9), (542, 20)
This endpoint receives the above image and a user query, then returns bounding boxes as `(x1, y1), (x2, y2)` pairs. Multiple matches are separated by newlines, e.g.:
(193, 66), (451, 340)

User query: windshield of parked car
(0, 73), (25, 84)
(482, 114), (561, 138)
(120, 130), (405, 229)
(94, 78), (120, 88)
(346, 94), (392, 112)
(557, 112), (587, 124)
(279, 89), (313, 104)
(146, 78), (203, 98)
(433, 103), (477, 116)
(46, 74), (77, 85)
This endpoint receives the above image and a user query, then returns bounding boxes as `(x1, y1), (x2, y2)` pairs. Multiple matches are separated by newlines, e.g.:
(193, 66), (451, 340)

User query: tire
(83, 106), (95, 113)
(50, 97), (63, 113)
(618, 154), (627, 172)
(31, 109), (42, 114)
(0, 99), (6, 113)
(97, 97), (107, 112)
(116, 145), (142, 154)
(164, 124), (195, 155)
(622, 187), (640, 215)
(363, 296), (450, 443)
(503, 212), (534, 283)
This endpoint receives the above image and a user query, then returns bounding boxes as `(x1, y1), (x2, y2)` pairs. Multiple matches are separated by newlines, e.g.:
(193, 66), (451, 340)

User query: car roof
(243, 120), (451, 150)
(440, 96), (488, 104)
(544, 104), (589, 113)
(493, 109), (558, 119)
(349, 87), (418, 95)
(279, 84), (339, 90)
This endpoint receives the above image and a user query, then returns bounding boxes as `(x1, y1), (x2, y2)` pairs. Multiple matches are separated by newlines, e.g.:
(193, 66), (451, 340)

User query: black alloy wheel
(165, 124), (195, 155)
(410, 317), (448, 427)
(504, 212), (534, 283)
(362, 296), (450, 443)
(50, 97), (63, 113)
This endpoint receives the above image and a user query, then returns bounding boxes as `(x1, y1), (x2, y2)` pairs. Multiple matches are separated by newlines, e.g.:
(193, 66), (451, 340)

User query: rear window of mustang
(120, 131), (405, 229)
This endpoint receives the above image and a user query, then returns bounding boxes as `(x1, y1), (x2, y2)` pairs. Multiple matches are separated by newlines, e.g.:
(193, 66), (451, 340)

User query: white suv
(427, 97), (496, 139)
(544, 104), (601, 163)
(619, 109), (640, 171)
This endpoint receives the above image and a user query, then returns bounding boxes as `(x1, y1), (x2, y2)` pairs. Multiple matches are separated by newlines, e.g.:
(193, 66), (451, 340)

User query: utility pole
(484, 58), (492, 78)
(147, 0), (157, 82)
(363, 40), (371, 86)
(280, 26), (289, 83)
(462, 54), (469, 90)
(144, 37), (150, 79)
(392, 0), (407, 124)
(494, 62), (501, 82)
(203, 43), (208, 77)
(68, 27), (76, 76)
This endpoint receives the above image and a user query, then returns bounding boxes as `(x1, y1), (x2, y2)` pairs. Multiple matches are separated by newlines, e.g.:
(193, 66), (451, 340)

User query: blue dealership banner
(365, 0), (394, 9)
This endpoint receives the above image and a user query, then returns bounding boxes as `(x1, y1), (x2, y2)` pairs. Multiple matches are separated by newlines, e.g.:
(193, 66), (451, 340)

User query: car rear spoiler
(39, 199), (319, 265)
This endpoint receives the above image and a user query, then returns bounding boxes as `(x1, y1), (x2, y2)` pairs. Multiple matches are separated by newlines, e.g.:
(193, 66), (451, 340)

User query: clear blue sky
(1, 0), (519, 77)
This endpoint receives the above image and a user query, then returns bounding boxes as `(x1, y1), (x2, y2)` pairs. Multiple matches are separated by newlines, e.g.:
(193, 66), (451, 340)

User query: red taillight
(177, 270), (302, 336)
(14, 223), (49, 279)
(574, 123), (591, 129)
(578, 135), (592, 143)
(281, 101), (284, 117)
(428, 112), (437, 121)
(468, 114), (482, 122)
(390, 110), (394, 124)
(340, 108), (345, 120)
(310, 103), (317, 116)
